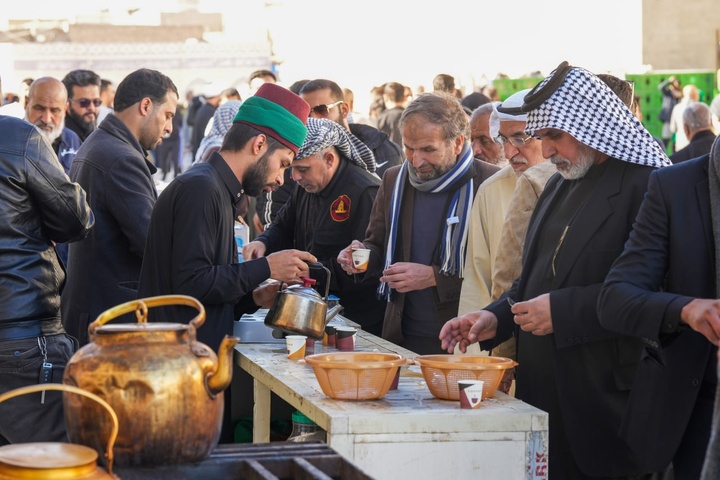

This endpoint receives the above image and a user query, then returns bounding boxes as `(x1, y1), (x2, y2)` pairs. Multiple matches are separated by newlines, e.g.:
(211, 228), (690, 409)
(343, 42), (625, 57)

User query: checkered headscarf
(524, 65), (671, 168)
(194, 100), (242, 164)
(297, 117), (376, 173)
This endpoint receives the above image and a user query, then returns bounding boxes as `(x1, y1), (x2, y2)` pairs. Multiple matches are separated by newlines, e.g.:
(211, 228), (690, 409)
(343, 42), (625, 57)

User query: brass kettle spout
(206, 335), (240, 395)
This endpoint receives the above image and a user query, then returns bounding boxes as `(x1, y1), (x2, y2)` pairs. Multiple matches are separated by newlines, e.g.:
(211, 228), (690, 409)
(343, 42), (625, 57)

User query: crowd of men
(1, 63), (720, 479)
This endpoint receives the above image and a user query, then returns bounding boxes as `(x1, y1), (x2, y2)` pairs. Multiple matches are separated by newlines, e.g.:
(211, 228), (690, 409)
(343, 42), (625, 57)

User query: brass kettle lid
(94, 322), (188, 334)
(283, 284), (323, 300)
(0, 442), (98, 468)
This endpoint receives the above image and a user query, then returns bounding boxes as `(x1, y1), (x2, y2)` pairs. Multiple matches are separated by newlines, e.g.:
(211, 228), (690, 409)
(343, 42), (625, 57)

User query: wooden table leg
(253, 378), (271, 443)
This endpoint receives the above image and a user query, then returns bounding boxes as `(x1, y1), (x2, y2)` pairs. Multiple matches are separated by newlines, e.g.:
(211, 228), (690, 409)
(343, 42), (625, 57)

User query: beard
(491, 156), (509, 168)
(408, 150), (458, 181)
(408, 160), (454, 181)
(68, 109), (96, 132)
(242, 150), (276, 197)
(477, 149), (508, 168)
(551, 145), (596, 180)
(34, 118), (64, 144)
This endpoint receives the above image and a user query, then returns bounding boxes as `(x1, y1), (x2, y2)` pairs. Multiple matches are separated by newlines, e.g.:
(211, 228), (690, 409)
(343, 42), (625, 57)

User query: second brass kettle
(264, 262), (341, 339)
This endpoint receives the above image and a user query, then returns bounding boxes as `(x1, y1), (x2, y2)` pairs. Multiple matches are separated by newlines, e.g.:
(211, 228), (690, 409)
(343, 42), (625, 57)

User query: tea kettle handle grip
(304, 261), (331, 300)
(0, 384), (119, 476)
(89, 295), (206, 336)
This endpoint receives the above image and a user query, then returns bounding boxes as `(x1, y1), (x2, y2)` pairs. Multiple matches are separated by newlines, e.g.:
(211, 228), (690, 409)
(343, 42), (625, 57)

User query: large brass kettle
(62, 295), (238, 467)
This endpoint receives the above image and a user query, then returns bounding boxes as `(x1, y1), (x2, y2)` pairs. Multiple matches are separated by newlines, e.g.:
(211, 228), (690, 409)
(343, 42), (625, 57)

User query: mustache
(550, 155), (571, 167)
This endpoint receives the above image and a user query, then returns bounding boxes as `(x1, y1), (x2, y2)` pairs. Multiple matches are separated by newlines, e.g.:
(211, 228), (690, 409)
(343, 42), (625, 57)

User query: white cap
(490, 89), (532, 139)
(200, 81), (226, 98)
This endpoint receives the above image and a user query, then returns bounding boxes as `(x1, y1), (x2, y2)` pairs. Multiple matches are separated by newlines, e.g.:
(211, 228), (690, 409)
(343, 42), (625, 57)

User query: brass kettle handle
(89, 295), (206, 337)
(0, 383), (119, 476)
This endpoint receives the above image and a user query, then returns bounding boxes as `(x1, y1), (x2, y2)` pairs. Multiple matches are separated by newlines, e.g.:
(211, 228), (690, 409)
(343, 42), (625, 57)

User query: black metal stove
(113, 442), (374, 479)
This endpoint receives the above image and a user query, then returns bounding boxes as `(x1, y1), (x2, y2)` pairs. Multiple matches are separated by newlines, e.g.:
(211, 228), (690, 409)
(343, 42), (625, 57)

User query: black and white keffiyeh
(523, 64), (671, 169)
(297, 117), (376, 173)
(194, 100), (242, 164)
(377, 143), (475, 301)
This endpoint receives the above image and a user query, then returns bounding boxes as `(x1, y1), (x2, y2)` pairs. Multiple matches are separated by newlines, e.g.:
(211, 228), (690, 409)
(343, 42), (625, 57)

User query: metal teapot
(0, 384), (118, 480)
(62, 295), (238, 467)
(264, 262), (342, 340)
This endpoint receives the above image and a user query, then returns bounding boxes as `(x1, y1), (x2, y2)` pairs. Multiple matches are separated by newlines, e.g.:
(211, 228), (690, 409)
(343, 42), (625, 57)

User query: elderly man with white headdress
(458, 89), (551, 319)
(440, 61), (672, 479)
(243, 117), (386, 334)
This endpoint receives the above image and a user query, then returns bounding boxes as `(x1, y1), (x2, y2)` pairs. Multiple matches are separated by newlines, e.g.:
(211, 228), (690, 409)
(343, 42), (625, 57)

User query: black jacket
(256, 161), (385, 333)
(62, 114), (157, 345)
(348, 122), (404, 179)
(669, 129), (716, 164)
(255, 123), (405, 229)
(0, 116), (93, 327)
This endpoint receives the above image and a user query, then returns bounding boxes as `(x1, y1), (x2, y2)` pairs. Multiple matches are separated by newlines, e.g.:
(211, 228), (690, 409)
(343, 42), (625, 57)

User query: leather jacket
(0, 116), (93, 325)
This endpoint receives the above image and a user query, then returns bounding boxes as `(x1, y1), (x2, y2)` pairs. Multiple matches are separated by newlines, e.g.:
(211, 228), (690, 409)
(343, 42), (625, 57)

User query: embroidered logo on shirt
(60, 147), (78, 157)
(330, 195), (351, 222)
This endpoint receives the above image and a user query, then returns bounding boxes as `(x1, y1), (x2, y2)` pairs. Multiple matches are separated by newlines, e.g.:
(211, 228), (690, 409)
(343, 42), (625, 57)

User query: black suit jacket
(670, 129), (716, 164)
(484, 158), (657, 477)
(598, 155), (717, 471)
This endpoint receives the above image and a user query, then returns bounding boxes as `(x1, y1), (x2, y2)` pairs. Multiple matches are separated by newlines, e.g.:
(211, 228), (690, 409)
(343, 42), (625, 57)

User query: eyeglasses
(71, 98), (102, 108)
(310, 100), (343, 116)
(494, 133), (536, 147)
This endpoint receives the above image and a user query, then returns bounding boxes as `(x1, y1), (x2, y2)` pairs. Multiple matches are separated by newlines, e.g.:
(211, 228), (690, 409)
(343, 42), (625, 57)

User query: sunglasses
(310, 100), (343, 116)
(71, 98), (103, 108)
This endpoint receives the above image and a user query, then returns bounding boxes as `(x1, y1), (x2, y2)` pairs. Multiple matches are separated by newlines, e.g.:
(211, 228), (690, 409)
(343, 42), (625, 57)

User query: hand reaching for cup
(337, 240), (368, 275)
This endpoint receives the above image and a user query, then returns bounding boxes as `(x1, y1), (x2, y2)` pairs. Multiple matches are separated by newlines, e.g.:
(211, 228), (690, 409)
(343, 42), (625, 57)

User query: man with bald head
(670, 84), (700, 151)
(24, 77), (81, 175)
(25, 77), (83, 266)
(670, 102), (716, 164)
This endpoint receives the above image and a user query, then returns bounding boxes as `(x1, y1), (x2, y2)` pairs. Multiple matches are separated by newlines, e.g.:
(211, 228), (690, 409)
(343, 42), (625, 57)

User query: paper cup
(323, 325), (336, 347)
(389, 367), (401, 390)
(286, 335), (307, 360)
(458, 380), (484, 409)
(335, 327), (356, 351)
(351, 248), (371, 272)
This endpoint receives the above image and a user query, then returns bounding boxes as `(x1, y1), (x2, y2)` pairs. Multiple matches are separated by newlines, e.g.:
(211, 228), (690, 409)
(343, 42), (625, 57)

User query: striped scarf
(378, 143), (475, 301)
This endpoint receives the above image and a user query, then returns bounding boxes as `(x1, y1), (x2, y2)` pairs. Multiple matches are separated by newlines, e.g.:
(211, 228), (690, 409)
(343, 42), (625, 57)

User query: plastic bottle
(234, 222), (248, 263)
(286, 411), (325, 443)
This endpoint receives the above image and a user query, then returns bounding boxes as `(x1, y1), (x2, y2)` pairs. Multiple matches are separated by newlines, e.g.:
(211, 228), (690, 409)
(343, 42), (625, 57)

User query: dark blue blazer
(598, 154), (717, 471)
